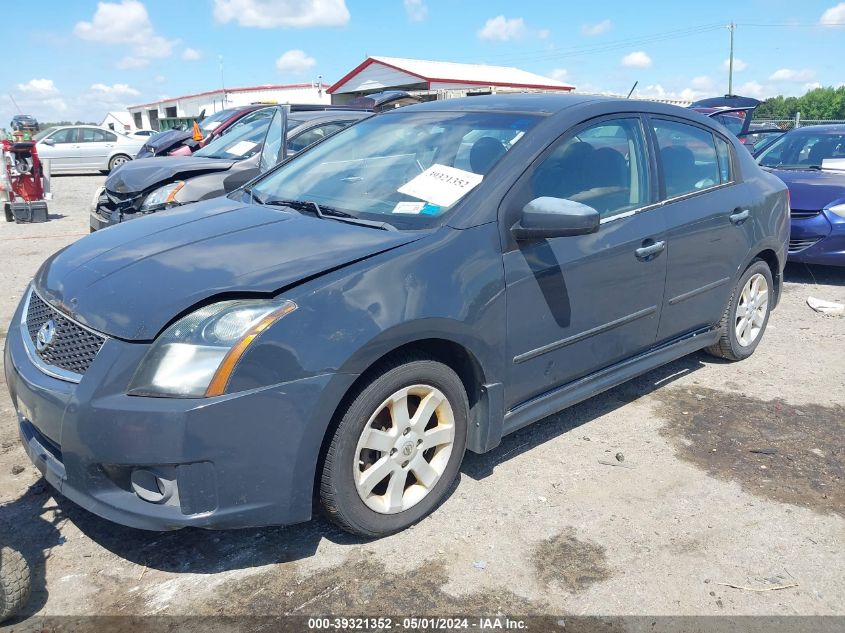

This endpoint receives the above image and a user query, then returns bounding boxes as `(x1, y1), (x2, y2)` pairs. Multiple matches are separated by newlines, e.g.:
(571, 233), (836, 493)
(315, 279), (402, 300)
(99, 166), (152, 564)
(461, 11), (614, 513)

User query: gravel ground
(0, 174), (843, 627)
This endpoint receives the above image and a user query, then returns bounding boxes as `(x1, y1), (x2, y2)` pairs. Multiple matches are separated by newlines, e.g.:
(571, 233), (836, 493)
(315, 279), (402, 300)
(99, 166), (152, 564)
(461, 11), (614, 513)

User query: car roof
(390, 93), (606, 114)
(783, 124), (845, 135)
(378, 93), (716, 123)
(289, 110), (371, 123)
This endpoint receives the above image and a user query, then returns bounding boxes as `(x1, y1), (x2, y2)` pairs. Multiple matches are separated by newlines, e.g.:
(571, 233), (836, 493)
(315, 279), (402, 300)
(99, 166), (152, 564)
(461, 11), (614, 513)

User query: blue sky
(2, 0), (844, 124)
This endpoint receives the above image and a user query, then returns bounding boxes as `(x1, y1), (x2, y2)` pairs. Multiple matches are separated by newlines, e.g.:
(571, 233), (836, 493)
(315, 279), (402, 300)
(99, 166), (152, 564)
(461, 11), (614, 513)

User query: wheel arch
(745, 246), (783, 308)
(311, 334), (503, 511)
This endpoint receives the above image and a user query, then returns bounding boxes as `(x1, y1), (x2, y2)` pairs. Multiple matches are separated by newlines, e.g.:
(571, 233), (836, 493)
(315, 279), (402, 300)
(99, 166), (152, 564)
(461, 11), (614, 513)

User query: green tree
(755, 86), (845, 120)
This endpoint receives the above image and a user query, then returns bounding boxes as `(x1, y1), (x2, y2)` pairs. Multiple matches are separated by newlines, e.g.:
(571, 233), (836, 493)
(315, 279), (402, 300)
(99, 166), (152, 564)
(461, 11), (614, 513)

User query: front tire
(705, 259), (773, 361)
(320, 354), (468, 537)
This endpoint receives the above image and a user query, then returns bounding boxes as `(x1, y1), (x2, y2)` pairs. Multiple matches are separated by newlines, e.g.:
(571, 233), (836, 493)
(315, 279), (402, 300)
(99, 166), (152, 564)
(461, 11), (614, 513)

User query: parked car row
(7, 94), (791, 538)
(89, 106), (371, 230)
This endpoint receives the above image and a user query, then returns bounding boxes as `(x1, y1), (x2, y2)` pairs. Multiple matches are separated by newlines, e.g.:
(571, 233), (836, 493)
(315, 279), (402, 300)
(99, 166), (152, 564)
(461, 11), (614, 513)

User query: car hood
(34, 197), (424, 340)
(144, 129), (191, 151)
(105, 156), (236, 194)
(766, 167), (845, 211)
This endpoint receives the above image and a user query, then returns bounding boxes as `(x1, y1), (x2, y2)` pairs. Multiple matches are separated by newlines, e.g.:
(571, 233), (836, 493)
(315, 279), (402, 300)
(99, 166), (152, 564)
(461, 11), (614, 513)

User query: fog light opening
(130, 468), (174, 504)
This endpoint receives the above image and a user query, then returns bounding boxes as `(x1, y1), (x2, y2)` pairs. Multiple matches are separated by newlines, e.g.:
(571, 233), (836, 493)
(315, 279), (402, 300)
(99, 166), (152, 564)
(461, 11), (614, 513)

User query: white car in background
(35, 125), (144, 173)
(127, 129), (157, 138)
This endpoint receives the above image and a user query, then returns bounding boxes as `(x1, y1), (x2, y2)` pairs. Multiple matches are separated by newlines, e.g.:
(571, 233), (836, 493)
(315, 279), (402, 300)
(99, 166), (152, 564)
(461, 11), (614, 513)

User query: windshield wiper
(260, 198), (395, 231)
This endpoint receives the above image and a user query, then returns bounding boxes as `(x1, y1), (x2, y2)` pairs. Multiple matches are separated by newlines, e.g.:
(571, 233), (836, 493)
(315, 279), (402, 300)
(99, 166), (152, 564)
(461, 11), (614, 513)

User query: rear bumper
(5, 296), (356, 531)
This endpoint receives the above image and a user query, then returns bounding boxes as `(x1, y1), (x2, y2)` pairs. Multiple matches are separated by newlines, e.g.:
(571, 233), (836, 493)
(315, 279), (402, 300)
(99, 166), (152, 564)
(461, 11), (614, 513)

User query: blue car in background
(757, 125), (845, 266)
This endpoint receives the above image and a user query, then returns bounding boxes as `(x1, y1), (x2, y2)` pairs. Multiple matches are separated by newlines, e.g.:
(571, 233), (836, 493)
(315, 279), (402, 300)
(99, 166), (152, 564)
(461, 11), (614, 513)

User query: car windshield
(249, 110), (541, 228)
(758, 131), (845, 169)
(198, 108), (240, 135)
(33, 128), (55, 141)
(195, 116), (271, 160)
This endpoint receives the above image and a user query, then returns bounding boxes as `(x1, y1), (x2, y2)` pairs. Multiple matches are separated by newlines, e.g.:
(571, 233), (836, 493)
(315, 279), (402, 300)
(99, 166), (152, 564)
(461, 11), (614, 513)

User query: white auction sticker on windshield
(392, 201), (426, 214)
(227, 140), (257, 156)
(398, 164), (483, 207)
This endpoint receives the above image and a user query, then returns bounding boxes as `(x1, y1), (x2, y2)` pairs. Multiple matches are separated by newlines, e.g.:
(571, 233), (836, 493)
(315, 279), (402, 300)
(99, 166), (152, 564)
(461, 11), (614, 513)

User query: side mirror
(41, 138), (55, 146)
(511, 197), (600, 240)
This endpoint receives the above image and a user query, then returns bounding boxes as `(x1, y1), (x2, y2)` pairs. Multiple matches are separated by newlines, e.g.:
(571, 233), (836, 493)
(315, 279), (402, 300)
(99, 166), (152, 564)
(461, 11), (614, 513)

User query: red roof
(329, 56), (574, 94)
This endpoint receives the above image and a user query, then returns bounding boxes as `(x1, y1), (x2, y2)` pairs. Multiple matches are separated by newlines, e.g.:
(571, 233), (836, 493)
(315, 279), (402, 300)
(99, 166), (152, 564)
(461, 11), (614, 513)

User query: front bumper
(4, 296), (355, 531)
(788, 210), (845, 266)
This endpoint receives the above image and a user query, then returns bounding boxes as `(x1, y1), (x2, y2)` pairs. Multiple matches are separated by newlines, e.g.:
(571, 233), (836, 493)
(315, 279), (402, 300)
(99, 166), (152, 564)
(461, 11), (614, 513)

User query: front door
(39, 127), (79, 170)
(648, 117), (755, 342)
(502, 116), (668, 410)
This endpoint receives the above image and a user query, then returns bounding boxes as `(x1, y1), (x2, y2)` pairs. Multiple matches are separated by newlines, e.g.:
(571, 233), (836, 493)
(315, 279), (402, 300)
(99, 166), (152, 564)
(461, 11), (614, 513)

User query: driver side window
(529, 118), (651, 219)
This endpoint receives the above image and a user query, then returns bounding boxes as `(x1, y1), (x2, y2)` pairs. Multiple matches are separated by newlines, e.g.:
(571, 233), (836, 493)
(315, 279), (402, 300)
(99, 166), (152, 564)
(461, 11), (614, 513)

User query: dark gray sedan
(6, 94), (788, 536)
(89, 107), (370, 231)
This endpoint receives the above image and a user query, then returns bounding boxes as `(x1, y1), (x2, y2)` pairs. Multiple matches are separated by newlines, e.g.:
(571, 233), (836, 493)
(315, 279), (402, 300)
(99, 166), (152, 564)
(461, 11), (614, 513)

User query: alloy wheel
(353, 384), (455, 514)
(735, 273), (769, 347)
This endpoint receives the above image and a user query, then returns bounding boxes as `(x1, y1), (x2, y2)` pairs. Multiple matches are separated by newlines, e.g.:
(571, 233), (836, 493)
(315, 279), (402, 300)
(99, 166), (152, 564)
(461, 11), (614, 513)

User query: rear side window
(653, 119), (721, 198)
(715, 136), (733, 183)
(78, 128), (111, 143)
(527, 118), (651, 219)
(287, 122), (349, 153)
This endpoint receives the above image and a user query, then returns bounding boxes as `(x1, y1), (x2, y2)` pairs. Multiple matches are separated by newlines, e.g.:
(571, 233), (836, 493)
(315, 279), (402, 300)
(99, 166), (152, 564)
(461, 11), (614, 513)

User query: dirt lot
(0, 174), (843, 627)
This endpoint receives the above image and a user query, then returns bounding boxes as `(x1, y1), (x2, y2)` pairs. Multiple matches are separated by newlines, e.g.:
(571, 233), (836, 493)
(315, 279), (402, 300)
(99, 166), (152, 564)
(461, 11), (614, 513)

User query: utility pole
(219, 55), (226, 108)
(727, 22), (735, 95)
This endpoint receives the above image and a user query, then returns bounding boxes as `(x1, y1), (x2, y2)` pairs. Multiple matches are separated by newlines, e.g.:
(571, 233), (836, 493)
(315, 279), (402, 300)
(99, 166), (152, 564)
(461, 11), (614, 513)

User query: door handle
(635, 240), (666, 261)
(730, 208), (750, 224)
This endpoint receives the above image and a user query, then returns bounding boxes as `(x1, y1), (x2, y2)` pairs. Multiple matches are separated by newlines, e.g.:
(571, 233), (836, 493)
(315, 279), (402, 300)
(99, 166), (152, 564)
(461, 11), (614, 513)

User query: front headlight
(828, 203), (845, 219)
(91, 186), (104, 213)
(128, 299), (297, 398)
(140, 181), (185, 212)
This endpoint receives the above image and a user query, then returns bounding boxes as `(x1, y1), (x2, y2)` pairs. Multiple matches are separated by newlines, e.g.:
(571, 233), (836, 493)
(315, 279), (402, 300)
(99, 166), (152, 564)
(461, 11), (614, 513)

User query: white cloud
(803, 81), (822, 92)
(737, 80), (768, 99)
(820, 3), (845, 25)
(213, 0), (350, 28)
(10, 79), (67, 115)
(90, 83), (141, 97)
(182, 47), (202, 61)
(549, 68), (569, 81)
(637, 84), (703, 103)
(621, 51), (652, 69)
(404, 0), (427, 22)
(690, 75), (714, 90)
(769, 68), (816, 82)
(16, 78), (59, 95)
(275, 49), (316, 73)
(581, 19), (611, 36)
(74, 1), (176, 69)
(723, 58), (748, 72)
(478, 15), (528, 41)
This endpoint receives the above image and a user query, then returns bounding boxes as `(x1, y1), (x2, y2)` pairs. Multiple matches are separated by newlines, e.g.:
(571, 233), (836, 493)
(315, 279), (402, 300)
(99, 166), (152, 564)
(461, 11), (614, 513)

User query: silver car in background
(35, 125), (144, 173)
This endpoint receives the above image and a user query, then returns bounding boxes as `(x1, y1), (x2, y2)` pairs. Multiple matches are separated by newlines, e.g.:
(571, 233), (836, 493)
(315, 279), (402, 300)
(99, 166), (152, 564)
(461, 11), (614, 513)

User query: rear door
(76, 128), (116, 169)
(502, 115), (668, 410)
(648, 117), (755, 342)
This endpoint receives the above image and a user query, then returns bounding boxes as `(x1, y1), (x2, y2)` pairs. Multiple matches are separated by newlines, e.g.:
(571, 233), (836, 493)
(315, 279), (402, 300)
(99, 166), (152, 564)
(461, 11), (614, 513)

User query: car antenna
(626, 81), (638, 99)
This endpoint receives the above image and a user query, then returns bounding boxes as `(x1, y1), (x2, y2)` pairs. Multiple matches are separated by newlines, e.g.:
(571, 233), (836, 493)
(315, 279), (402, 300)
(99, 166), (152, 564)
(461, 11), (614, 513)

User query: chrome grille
(790, 209), (821, 219)
(25, 290), (106, 377)
(788, 238), (821, 253)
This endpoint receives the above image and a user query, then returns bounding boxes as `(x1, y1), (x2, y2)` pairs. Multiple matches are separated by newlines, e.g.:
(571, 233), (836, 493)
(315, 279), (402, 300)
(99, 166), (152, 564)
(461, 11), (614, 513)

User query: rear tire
(107, 154), (131, 173)
(320, 354), (468, 537)
(0, 547), (31, 623)
(705, 259), (773, 361)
